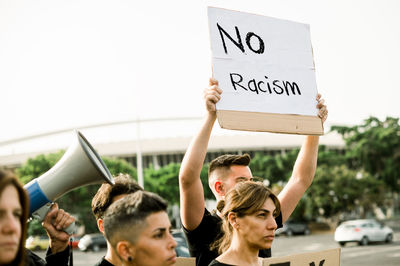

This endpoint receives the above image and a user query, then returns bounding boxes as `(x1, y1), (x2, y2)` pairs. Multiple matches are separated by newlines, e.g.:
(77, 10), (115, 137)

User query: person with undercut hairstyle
(102, 191), (177, 266)
(91, 174), (143, 266)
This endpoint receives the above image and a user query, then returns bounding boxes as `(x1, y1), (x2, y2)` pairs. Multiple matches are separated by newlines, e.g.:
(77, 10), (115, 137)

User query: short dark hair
(208, 154), (251, 178)
(91, 174), (143, 220)
(103, 191), (168, 247)
(0, 168), (29, 266)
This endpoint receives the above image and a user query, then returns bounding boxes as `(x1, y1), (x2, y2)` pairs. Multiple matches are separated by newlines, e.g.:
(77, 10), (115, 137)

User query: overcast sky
(1, 0), (399, 142)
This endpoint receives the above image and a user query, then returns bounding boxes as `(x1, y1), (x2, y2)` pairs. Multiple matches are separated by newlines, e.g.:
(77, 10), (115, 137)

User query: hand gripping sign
(208, 7), (323, 135)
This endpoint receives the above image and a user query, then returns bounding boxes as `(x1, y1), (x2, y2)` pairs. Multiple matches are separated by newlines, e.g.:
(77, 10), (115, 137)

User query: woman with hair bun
(209, 181), (281, 266)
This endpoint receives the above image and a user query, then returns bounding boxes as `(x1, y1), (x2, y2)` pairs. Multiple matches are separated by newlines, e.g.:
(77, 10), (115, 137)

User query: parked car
(70, 236), (81, 249)
(334, 219), (393, 246)
(275, 220), (310, 236)
(172, 229), (190, 257)
(26, 235), (49, 251)
(78, 233), (107, 252)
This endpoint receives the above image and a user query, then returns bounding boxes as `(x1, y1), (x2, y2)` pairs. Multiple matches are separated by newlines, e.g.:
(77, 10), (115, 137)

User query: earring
(128, 256), (133, 262)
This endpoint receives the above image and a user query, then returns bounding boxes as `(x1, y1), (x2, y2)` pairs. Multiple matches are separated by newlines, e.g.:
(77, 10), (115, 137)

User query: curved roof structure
(0, 117), (344, 167)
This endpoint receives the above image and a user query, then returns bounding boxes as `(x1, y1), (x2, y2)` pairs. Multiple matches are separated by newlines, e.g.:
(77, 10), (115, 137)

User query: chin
(259, 241), (273, 250)
(0, 253), (17, 265)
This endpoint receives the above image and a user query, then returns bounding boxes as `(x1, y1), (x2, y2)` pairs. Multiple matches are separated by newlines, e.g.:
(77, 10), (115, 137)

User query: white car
(334, 219), (393, 246)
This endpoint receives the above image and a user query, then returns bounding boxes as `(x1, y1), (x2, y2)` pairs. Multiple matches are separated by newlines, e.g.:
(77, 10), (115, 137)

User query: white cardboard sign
(208, 7), (323, 135)
(177, 248), (340, 266)
(262, 248), (341, 266)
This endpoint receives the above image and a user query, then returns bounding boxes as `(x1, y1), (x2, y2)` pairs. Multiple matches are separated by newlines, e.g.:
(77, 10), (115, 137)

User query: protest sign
(262, 248), (341, 266)
(208, 7), (323, 135)
(175, 257), (196, 266)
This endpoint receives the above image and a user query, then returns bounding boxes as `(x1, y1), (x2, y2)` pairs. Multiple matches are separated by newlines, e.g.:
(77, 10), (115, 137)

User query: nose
(168, 233), (177, 250)
(267, 215), (277, 231)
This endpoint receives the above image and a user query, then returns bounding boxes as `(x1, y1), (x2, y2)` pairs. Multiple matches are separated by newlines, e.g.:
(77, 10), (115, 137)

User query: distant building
(0, 117), (344, 170)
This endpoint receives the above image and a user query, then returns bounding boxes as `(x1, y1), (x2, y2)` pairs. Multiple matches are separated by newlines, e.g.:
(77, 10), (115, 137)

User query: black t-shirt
(25, 246), (70, 266)
(182, 208), (283, 266)
(208, 260), (235, 266)
(94, 257), (114, 266)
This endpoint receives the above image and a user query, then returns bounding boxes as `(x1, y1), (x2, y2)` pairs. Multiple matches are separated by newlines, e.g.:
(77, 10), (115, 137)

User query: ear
(116, 241), (136, 262)
(214, 180), (225, 197)
(97, 218), (104, 234)
(228, 212), (238, 229)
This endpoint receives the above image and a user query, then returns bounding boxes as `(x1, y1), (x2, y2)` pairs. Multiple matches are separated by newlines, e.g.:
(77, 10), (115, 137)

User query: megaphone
(24, 130), (114, 231)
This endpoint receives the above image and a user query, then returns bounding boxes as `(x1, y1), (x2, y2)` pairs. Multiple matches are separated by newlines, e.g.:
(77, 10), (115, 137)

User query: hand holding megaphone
(41, 203), (75, 253)
(32, 202), (76, 235)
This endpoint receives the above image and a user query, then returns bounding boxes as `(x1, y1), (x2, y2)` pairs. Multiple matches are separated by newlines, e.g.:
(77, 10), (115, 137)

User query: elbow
(291, 174), (314, 191)
(179, 172), (193, 189)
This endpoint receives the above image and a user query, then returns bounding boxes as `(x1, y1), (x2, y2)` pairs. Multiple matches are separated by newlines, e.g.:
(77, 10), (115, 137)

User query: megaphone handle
(64, 221), (76, 235)
(31, 202), (76, 235)
(31, 202), (53, 221)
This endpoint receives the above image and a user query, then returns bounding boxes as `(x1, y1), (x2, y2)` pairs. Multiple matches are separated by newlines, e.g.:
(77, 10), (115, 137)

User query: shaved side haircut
(103, 191), (168, 248)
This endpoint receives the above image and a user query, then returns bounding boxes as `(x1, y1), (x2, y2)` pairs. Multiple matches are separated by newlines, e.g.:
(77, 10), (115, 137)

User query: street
(35, 232), (400, 265)
(272, 232), (400, 266)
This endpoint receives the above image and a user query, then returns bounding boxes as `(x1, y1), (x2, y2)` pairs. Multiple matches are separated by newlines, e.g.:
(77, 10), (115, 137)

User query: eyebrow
(0, 207), (23, 214)
(153, 225), (172, 233)
(258, 208), (276, 214)
(154, 228), (167, 233)
(235, 177), (250, 181)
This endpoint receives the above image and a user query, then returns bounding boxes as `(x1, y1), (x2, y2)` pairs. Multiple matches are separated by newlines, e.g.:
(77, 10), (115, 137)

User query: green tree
(144, 163), (181, 204)
(307, 165), (385, 218)
(144, 163), (213, 205)
(332, 116), (400, 192)
(317, 145), (346, 167)
(250, 150), (298, 184)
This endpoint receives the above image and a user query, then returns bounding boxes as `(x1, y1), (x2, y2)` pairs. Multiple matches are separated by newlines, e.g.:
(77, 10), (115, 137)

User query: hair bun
(216, 199), (225, 213)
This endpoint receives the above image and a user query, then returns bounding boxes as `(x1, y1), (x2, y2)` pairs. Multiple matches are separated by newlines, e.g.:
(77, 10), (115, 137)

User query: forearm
(46, 245), (70, 265)
(179, 113), (216, 187)
(49, 240), (69, 254)
(291, 135), (319, 187)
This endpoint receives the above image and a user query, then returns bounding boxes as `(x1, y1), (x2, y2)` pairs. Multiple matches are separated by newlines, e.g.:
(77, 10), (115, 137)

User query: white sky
(1, 0), (399, 142)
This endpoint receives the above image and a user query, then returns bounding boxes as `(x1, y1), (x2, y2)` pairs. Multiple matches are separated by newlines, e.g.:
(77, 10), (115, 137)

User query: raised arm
(42, 203), (75, 254)
(179, 78), (222, 231)
(278, 94), (328, 222)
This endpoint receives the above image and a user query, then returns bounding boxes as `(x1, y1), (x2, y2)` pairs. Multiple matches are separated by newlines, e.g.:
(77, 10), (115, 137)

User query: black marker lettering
(248, 79), (259, 94)
(309, 260), (325, 266)
(230, 73), (247, 91)
(283, 81), (301, 95)
(273, 80), (284, 94)
(265, 76), (272, 93)
(217, 23), (245, 54)
(258, 81), (266, 92)
(246, 32), (265, 54)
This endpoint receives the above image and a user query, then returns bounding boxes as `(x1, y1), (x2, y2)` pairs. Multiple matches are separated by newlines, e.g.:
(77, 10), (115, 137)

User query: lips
(264, 235), (275, 241)
(167, 254), (177, 264)
(0, 242), (18, 249)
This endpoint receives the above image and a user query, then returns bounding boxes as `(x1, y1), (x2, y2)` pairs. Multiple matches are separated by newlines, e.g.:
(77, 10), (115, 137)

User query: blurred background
(1, 0), (399, 265)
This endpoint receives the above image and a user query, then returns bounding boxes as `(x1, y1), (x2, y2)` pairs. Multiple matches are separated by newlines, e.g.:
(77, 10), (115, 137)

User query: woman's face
(0, 185), (22, 264)
(132, 211), (177, 266)
(236, 197), (277, 250)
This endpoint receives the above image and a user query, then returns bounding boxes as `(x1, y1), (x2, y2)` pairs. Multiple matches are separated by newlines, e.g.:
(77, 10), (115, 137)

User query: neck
(223, 233), (259, 265)
(105, 242), (122, 265)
